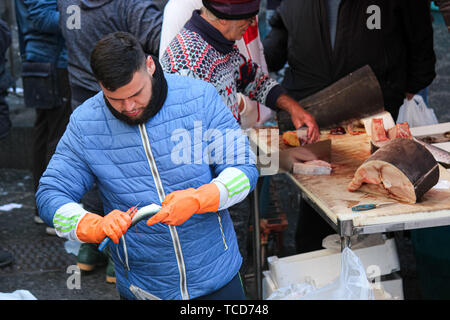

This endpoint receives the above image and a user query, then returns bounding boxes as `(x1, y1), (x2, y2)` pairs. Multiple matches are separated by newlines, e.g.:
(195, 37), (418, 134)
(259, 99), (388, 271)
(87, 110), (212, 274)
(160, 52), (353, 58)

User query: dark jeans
(194, 273), (246, 300)
(32, 69), (72, 214)
(120, 273), (246, 300)
(228, 197), (251, 276)
(0, 91), (10, 139)
(71, 85), (98, 111)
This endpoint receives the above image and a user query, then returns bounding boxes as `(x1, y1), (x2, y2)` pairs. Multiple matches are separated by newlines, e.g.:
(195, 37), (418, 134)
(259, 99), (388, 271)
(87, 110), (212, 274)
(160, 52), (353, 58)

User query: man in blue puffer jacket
(36, 32), (258, 300)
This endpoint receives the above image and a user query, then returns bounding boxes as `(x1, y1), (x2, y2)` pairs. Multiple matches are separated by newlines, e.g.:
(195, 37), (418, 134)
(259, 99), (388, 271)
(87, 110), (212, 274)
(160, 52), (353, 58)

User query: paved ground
(0, 169), (119, 300)
(0, 11), (448, 300)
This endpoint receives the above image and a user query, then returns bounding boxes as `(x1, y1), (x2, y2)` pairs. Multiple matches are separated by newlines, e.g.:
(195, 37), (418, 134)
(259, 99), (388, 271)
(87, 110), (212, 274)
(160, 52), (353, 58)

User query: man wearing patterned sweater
(161, 0), (318, 137)
(160, 0), (320, 280)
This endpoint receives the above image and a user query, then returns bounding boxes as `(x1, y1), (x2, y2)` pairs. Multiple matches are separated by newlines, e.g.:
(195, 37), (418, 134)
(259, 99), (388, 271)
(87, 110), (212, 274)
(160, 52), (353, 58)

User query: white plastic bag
(267, 248), (374, 300)
(267, 281), (316, 300)
(299, 248), (374, 300)
(0, 290), (37, 300)
(396, 95), (438, 127)
(64, 240), (81, 256)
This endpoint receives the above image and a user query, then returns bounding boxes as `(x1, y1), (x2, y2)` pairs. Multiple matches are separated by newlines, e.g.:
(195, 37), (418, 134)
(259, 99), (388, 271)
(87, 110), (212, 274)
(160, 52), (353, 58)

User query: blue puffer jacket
(36, 74), (258, 299)
(15, 0), (67, 67)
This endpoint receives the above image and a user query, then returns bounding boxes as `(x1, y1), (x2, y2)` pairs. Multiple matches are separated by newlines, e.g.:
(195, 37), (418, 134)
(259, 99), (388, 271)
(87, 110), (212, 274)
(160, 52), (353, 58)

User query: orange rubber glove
(147, 183), (220, 226)
(76, 209), (132, 243)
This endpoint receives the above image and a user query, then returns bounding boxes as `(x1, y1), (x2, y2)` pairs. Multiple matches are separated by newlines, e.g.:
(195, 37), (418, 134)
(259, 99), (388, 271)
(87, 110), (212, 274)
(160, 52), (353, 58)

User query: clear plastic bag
(300, 248), (374, 300)
(267, 248), (374, 300)
(267, 281), (316, 300)
(0, 290), (37, 300)
(396, 95), (438, 127)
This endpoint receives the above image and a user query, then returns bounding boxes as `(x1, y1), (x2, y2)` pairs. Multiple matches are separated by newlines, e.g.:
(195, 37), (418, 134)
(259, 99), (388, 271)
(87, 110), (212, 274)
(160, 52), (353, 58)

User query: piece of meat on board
(293, 160), (332, 175)
(282, 131), (300, 147)
(387, 122), (412, 140)
(348, 138), (439, 203)
(371, 118), (389, 142)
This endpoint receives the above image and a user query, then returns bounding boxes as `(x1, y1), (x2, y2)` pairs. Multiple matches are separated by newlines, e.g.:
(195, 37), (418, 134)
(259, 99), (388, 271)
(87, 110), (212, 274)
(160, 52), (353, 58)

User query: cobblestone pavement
(0, 169), (119, 299)
(0, 12), (448, 300)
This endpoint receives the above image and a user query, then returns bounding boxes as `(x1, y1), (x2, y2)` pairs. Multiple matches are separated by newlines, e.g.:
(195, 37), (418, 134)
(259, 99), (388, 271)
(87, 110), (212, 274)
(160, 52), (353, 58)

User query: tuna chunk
(387, 122), (412, 140)
(293, 160), (332, 175)
(348, 139), (439, 203)
(371, 118), (389, 142)
(371, 121), (412, 153)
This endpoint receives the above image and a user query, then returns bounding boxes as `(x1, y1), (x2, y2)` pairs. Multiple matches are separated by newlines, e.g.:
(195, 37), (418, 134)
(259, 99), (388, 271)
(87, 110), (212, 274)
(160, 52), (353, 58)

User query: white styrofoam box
(409, 122), (450, 137)
(262, 271), (277, 299)
(410, 122), (450, 153)
(371, 283), (392, 300)
(378, 273), (404, 300)
(267, 238), (400, 289)
(263, 270), (403, 300)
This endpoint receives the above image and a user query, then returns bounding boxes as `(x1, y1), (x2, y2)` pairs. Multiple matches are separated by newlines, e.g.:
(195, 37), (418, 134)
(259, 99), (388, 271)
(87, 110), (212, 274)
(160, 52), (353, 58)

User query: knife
(98, 202), (140, 252)
(352, 202), (395, 211)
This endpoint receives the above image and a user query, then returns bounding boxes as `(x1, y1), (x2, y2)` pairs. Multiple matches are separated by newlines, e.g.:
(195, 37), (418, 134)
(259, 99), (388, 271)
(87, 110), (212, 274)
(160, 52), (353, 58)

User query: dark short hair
(90, 32), (146, 91)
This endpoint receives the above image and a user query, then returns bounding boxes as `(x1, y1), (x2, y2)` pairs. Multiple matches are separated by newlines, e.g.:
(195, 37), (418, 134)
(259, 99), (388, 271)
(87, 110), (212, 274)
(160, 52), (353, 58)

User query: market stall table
(282, 130), (450, 250)
(249, 125), (450, 299)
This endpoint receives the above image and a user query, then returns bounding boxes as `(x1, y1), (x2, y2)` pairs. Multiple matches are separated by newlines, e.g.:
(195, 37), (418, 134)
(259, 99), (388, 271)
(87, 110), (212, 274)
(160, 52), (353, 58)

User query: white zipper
(216, 213), (228, 250)
(138, 124), (189, 300)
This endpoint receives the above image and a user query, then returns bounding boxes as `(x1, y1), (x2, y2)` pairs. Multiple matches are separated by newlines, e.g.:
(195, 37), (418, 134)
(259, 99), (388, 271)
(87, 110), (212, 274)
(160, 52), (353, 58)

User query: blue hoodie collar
(184, 10), (235, 55)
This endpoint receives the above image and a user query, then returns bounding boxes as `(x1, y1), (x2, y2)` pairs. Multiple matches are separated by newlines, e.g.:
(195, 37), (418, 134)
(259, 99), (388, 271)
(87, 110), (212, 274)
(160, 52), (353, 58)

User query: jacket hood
(80, 0), (113, 9)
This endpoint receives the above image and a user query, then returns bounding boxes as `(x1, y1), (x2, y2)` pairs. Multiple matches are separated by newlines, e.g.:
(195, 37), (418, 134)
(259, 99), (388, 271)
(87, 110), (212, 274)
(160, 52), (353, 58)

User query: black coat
(263, 0), (436, 119)
(0, 19), (11, 138)
(0, 19), (12, 91)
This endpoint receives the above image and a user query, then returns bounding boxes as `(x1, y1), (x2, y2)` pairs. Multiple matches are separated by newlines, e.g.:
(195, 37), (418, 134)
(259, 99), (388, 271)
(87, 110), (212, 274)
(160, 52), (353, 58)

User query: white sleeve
(159, 0), (202, 57)
(238, 92), (258, 129)
(212, 167), (251, 210)
(52, 202), (87, 242)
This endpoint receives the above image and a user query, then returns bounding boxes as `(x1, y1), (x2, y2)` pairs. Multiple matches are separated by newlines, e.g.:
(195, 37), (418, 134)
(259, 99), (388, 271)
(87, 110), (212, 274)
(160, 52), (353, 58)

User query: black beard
(103, 56), (168, 126)
(104, 76), (156, 126)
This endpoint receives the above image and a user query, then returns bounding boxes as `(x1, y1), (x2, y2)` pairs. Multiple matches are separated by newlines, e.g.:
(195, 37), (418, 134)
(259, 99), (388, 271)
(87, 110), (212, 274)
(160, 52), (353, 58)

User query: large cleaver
(294, 127), (331, 162)
(297, 139), (332, 163)
(278, 65), (385, 133)
(281, 128), (332, 163)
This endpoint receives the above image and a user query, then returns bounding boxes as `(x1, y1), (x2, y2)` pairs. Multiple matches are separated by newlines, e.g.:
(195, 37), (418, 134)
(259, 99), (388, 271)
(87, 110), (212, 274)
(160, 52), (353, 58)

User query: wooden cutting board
(286, 131), (450, 228)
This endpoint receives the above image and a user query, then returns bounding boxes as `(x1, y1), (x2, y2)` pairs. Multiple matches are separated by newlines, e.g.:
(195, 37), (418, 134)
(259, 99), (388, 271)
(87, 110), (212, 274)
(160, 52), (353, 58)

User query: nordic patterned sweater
(161, 10), (285, 121)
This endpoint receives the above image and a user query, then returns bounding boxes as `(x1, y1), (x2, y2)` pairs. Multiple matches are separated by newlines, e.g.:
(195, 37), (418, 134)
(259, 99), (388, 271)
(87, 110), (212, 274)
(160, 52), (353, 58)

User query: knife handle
(352, 204), (376, 211)
(98, 237), (111, 252)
